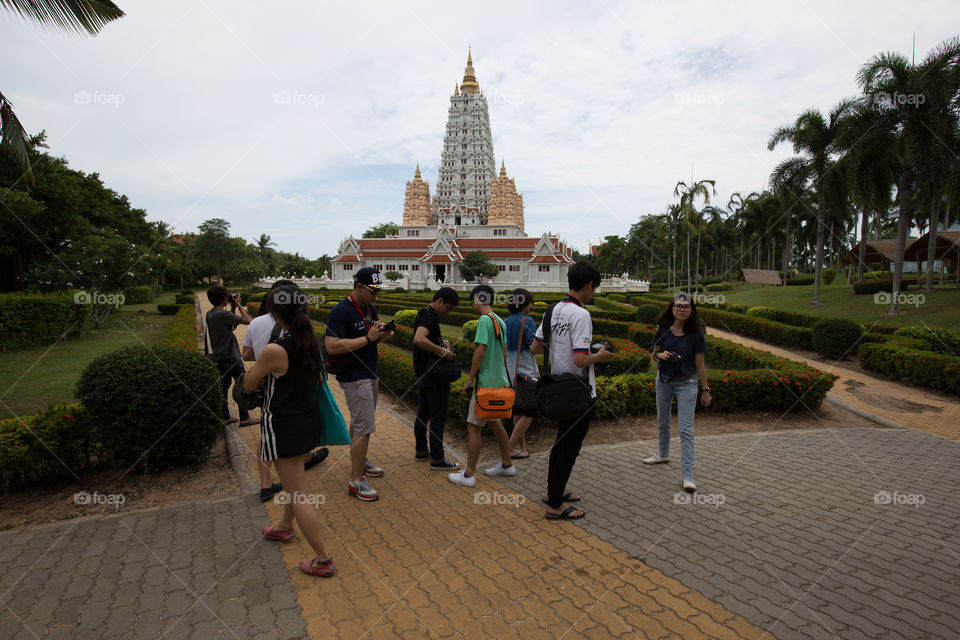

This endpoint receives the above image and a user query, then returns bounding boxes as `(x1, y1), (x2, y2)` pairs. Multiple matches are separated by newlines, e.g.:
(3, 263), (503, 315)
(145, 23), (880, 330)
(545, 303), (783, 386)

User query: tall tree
(362, 222), (399, 238)
(458, 251), (498, 284)
(858, 37), (960, 312)
(674, 179), (716, 292)
(768, 99), (856, 304)
(195, 218), (231, 283)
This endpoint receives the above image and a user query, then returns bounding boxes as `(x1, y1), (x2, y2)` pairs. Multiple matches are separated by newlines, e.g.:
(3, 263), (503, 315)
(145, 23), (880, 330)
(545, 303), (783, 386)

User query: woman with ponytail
(244, 284), (335, 577)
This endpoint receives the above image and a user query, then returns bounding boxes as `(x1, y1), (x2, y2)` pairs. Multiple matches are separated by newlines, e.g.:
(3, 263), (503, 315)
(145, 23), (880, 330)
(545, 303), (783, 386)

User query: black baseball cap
(354, 267), (384, 289)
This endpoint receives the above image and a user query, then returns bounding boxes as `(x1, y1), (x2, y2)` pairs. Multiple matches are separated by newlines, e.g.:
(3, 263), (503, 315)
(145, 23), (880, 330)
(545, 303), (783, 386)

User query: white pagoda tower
(433, 47), (497, 227)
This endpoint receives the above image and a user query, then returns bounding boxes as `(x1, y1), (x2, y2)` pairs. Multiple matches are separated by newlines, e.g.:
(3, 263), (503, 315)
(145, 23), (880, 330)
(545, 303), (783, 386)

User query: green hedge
(812, 318), (862, 359)
(174, 294), (195, 304)
(0, 404), (97, 490)
(785, 275), (816, 286)
(892, 326), (960, 354)
(126, 285), (152, 304)
(852, 278), (910, 295)
(75, 346), (222, 472)
(697, 307), (814, 350)
(858, 341), (960, 395)
(0, 292), (90, 350)
(160, 304), (199, 351)
(157, 304), (181, 315)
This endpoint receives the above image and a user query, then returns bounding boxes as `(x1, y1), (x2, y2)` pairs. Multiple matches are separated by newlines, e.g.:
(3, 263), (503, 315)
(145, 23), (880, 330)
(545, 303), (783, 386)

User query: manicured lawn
(0, 292), (178, 418)
(718, 283), (960, 332)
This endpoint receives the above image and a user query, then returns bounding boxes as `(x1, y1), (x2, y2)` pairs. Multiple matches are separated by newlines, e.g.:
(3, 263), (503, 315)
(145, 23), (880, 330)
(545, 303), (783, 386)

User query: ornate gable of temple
(487, 160), (525, 231)
(401, 163), (432, 226)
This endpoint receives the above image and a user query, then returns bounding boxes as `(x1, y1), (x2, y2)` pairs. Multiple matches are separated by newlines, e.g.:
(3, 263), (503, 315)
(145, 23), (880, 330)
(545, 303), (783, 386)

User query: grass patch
(0, 291), (177, 418)
(718, 283), (960, 332)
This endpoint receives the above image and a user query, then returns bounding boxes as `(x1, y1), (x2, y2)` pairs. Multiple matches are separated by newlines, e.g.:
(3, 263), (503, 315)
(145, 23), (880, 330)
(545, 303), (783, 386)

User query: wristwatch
(364, 334), (373, 344)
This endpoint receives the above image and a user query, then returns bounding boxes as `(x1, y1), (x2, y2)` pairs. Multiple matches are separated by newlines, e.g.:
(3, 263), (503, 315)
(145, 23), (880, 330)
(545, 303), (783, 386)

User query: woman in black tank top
(244, 285), (335, 578)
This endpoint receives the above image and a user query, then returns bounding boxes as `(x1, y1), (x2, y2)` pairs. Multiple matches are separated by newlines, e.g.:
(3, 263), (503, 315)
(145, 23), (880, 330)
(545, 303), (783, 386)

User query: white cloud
(2, 0), (958, 257)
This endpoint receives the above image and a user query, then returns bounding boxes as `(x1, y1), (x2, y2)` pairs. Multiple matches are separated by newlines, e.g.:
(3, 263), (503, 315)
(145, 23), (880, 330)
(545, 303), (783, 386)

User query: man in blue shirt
(324, 268), (395, 501)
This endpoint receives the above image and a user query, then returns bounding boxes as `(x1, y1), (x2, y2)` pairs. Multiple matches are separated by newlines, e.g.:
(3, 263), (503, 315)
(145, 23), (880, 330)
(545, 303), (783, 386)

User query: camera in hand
(663, 352), (682, 364)
(590, 341), (613, 354)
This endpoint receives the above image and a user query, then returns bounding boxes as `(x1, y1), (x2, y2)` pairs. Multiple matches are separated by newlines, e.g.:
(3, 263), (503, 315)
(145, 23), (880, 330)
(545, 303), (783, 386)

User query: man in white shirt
(532, 261), (613, 520)
(242, 281), (328, 501)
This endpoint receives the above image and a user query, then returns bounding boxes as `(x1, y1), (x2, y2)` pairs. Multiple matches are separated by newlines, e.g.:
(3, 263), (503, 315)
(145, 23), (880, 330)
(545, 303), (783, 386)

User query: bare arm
(695, 352), (712, 406)
(241, 345), (255, 362)
(530, 339), (543, 355)
(325, 321), (383, 355)
(465, 343), (486, 389)
(244, 344), (286, 389)
(573, 349), (613, 368)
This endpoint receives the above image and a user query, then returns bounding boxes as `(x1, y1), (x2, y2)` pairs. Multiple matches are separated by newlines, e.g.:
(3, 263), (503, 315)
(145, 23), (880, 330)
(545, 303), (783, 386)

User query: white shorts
(339, 378), (378, 436)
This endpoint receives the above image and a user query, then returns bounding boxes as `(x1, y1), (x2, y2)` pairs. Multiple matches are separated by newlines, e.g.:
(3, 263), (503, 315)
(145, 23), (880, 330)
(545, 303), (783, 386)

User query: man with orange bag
(448, 284), (516, 488)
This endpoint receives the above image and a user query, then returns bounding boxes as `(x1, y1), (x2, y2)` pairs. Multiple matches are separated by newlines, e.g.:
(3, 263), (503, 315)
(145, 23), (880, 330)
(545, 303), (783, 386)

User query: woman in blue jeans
(644, 292), (711, 492)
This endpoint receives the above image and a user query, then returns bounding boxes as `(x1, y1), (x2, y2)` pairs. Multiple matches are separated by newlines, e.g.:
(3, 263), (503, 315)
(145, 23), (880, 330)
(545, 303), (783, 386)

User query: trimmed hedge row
(698, 307), (813, 350)
(852, 278), (911, 295)
(0, 292), (90, 350)
(160, 303), (200, 351)
(858, 341), (960, 395)
(0, 404), (96, 490)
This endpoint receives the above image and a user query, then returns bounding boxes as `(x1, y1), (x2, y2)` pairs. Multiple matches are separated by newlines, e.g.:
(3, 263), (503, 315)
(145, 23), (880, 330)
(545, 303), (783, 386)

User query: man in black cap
(324, 267), (395, 501)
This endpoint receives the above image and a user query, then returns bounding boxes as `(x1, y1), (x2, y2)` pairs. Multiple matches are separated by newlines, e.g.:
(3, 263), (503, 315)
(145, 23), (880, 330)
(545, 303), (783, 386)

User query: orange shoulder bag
(473, 313), (515, 420)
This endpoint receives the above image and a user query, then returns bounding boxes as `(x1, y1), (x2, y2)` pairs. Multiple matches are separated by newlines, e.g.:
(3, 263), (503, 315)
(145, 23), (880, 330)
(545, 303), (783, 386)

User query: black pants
(215, 358), (250, 422)
(546, 403), (596, 509)
(414, 380), (450, 460)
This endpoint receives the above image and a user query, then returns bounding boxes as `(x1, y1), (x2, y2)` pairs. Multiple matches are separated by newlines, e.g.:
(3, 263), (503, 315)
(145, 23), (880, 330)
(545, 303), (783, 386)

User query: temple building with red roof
(330, 49), (574, 290)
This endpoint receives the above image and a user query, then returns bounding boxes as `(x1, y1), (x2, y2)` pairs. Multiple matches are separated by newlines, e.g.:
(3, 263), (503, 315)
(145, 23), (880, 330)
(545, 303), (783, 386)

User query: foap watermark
(873, 291), (925, 308)
(474, 490), (526, 508)
(273, 290), (325, 306)
(674, 491), (725, 508)
(73, 90), (126, 108)
(274, 91), (325, 108)
(274, 491), (326, 506)
(674, 91), (725, 107)
(471, 291), (531, 307)
(872, 91), (925, 107)
(74, 291), (125, 306)
(873, 490), (925, 507)
(74, 491), (126, 508)
(485, 93), (525, 107)
(692, 292), (726, 307)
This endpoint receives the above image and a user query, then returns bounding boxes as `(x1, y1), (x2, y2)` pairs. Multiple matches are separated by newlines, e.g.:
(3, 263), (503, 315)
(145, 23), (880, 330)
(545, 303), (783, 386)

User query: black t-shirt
(206, 308), (242, 362)
(650, 326), (706, 381)
(412, 305), (443, 377)
(324, 298), (379, 382)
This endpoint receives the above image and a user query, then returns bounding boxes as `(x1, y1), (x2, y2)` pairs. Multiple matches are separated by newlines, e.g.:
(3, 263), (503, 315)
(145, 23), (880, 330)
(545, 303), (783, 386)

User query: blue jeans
(655, 375), (698, 480)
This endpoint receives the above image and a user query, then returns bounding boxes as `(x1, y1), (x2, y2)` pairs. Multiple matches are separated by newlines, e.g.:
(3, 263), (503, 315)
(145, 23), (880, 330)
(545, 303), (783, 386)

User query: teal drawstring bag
(316, 367), (351, 446)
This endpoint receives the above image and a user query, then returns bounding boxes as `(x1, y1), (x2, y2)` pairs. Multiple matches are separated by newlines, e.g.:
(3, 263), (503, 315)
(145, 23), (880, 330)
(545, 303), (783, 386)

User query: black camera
(590, 341), (614, 354)
(664, 352), (682, 364)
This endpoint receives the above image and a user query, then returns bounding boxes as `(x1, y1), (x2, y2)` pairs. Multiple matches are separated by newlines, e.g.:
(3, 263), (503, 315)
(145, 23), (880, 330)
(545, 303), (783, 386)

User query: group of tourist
(206, 261), (711, 578)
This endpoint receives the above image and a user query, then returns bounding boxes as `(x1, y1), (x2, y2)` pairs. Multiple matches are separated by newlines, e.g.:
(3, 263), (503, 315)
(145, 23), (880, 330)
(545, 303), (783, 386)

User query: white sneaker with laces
(484, 462), (516, 477)
(643, 454), (670, 464)
(683, 478), (696, 492)
(448, 470), (477, 487)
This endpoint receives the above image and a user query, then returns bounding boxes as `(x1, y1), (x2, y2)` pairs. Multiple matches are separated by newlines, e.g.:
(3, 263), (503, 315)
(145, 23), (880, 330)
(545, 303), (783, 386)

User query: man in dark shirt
(412, 287), (460, 470)
(205, 286), (255, 425)
(324, 268), (395, 502)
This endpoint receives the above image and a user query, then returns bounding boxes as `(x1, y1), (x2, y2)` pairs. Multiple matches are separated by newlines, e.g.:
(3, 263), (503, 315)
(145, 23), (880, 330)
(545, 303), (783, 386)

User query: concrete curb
(825, 397), (909, 430)
(223, 422), (259, 494)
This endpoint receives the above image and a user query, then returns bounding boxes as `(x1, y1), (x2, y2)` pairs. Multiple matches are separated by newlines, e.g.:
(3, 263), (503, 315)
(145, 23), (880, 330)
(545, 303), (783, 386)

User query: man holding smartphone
(205, 286), (256, 426)
(324, 268), (395, 501)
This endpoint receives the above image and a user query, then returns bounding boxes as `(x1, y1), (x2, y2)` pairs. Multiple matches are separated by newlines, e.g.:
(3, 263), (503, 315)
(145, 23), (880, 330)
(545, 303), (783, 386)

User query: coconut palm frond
(0, 0), (124, 36)
(0, 90), (34, 185)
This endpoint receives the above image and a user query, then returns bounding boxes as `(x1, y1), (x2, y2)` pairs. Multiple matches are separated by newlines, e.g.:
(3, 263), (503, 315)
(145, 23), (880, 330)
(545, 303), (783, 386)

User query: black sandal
(541, 492), (581, 504)
(544, 505), (585, 520)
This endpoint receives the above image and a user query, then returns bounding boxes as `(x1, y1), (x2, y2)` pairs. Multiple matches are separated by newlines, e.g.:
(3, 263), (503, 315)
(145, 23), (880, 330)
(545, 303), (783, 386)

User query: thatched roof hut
(738, 269), (782, 285)
(839, 239), (909, 267)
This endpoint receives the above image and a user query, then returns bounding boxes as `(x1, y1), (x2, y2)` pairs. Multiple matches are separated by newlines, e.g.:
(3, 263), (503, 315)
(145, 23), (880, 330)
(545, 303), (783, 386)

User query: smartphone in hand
(383, 320), (396, 332)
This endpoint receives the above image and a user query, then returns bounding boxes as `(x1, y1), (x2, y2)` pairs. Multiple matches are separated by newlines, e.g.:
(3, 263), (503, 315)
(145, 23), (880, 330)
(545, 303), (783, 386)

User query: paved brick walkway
(500, 426), (960, 639)
(0, 495), (307, 640)
(707, 327), (960, 442)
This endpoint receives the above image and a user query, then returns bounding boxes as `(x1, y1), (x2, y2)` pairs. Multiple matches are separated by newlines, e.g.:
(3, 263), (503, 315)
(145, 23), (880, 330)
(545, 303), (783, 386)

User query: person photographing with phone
(324, 268), (394, 502)
(644, 292), (711, 492)
(205, 286), (257, 427)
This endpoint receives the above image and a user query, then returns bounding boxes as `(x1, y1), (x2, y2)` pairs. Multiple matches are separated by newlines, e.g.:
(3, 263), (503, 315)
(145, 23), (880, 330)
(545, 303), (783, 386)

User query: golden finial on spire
(415, 162), (421, 180)
(499, 159), (507, 178)
(460, 46), (479, 94)
(454, 83), (459, 96)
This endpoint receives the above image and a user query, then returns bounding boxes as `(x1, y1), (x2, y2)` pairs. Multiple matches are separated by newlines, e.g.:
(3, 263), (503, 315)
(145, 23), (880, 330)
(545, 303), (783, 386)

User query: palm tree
(858, 37), (960, 312)
(0, 1), (125, 184)
(255, 233), (277, 273)
(768, 99), (856, 304)
(834, 101), (898, 281)
(770, 158), (813, 280)
(674, 178), (716, 293)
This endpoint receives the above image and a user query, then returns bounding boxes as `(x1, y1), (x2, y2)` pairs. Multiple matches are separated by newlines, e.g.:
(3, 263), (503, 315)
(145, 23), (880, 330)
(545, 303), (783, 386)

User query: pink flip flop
(299, 556), (336, 577)
(261, 525), (296, 541)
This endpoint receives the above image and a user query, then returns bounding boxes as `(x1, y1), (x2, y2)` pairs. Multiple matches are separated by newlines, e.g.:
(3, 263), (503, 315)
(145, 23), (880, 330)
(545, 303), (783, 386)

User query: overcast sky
(3, 1), (958, 259)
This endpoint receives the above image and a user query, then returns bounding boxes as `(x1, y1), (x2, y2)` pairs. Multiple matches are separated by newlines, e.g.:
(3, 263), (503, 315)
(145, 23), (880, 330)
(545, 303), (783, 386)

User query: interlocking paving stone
(501, 426), (960, 639)
(0, 495), (307, 639)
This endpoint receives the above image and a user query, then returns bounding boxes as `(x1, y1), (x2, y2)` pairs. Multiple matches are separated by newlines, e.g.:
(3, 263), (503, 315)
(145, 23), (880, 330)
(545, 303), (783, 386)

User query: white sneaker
(448, 470), (477, 487)
(683, 478), (696, 492)
(643, 454), (670, 464)
(484, 462), (516, 477)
